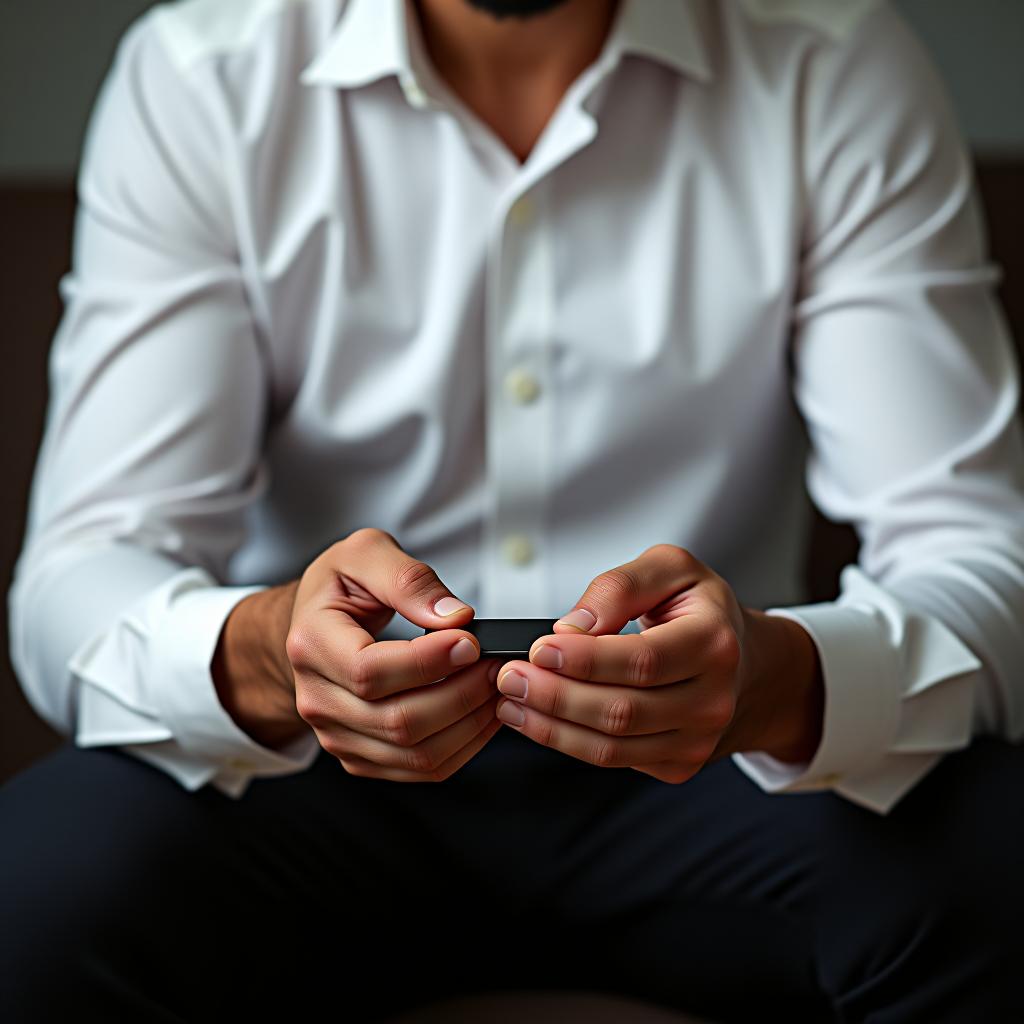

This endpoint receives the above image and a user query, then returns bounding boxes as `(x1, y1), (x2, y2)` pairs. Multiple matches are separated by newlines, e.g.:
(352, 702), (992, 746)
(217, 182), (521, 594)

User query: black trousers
(2, 727), (1022, 1023)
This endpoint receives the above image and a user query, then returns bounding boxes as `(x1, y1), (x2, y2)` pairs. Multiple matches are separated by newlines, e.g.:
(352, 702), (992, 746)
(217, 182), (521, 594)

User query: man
(3, 0), (1023, 1019)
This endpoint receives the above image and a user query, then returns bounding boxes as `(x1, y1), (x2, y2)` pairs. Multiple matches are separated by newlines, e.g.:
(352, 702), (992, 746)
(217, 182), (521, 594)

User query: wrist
(212, 581), (308, 749)
(727, 609), (824, 764)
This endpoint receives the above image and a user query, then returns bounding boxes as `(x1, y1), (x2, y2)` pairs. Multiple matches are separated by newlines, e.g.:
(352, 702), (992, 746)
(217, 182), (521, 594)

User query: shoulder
(714, 0), (943, 116)
(137, 0), (342, 76)
(705, 0), (920, 100)
(730, 0), (884, 43)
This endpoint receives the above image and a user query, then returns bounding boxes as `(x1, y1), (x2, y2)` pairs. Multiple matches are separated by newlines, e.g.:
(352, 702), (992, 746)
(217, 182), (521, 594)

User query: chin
(464, 0), (572, 19)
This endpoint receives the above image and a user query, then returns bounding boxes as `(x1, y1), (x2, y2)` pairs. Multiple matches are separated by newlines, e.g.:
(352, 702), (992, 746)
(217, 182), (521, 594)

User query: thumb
(554, 544), (702, 637)
(340, 528), (475, 629)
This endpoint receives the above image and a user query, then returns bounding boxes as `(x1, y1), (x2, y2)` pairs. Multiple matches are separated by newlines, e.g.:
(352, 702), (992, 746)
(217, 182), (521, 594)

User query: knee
(818, 739), (1024, 1013)
(0, 747), (213, 1015)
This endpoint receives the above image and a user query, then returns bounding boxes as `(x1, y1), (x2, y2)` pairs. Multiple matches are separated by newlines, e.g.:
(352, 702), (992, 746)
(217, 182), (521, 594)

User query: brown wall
(2, 165), (1022, 782)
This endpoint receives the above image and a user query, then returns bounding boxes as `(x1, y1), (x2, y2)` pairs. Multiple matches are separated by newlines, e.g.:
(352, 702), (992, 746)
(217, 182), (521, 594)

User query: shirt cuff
(146, 574), (320, 792)
(733, 566), (982, 814)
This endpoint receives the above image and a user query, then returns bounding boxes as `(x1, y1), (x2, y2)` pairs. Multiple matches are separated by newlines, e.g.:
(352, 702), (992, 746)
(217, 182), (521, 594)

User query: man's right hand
(213, 528), (502, 781)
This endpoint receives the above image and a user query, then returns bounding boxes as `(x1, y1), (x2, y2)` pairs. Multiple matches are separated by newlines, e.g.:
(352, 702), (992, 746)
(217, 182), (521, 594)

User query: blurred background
(1, 0), (1022, 782)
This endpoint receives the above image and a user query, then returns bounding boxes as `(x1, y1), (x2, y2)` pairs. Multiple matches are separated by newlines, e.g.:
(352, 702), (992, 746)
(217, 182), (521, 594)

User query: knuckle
(626, 641), (662, 686)
(709, 628), (741, 673)
(702, 693), (737, 733)
(687, 739), (718, 767)
(646, 543), (695, 571)
(547, 680), (568, 721)
(320, 733), (344, 759)
(322, 538), (350, 567)
(347, 654), (378, 700)
(408, 637), (435, 686)
(346, 527), (395, 549)
(405, 744), (439, 774)
(339, 757), (370, 778)
(534, 717), (555, 749)
(592, 739), (622, 768)
(393, 559), (440, 599)
(572, 644), (598, 683)
(284, 626), (316, 671)
(432, 754), (462, 782)
(294, 688), (325, 728)
(590, 567), (642, 606)
(458, 678), (479, 719)
(380, 702), (415, 747)
(349, 678), (374, 701)
(603, 695), (637, 736)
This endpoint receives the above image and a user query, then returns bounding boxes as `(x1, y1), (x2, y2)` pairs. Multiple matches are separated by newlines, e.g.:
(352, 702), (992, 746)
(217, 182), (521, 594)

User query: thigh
(815, 736), (1024, 1023)
(470, 744), (834, 1022)
(474, 732), (1024, 1024)
(8, 731), (1020, 1024)
(0, 745), (501, 1023)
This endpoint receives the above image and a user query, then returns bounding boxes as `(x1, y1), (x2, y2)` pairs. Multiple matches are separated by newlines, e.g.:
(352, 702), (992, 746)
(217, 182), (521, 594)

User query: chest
(244, 64), (803, 428)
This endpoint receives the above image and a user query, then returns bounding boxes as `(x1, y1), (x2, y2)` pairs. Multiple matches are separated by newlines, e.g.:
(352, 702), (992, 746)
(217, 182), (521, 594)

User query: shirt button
(505, 368), (541, 405)
(508, 195), (535, 228)
(502, 534), (535, 567)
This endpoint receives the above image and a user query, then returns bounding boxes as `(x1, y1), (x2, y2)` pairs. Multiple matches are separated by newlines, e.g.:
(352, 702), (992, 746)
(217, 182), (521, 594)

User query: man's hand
(492, 544), (824, 783)
(213, 528), (503, 781)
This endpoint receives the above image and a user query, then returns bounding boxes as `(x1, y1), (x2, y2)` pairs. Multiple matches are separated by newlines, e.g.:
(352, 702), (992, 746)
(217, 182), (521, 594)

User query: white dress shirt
(10, 0), (1024, 813)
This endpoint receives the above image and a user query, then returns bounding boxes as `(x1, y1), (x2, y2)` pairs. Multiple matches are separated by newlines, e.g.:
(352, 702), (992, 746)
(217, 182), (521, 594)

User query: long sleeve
(7, 13), (318, 796)
(733, 3), (1024, 813)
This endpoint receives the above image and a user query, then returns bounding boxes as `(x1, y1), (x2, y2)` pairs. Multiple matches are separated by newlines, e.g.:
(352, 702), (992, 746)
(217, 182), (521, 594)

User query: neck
(414, 0), (618, 93)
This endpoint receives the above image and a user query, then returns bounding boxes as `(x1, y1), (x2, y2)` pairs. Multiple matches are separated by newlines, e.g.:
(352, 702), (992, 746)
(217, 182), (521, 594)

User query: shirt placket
(479, 97), (607, 616)
(481, 185), (555, 615)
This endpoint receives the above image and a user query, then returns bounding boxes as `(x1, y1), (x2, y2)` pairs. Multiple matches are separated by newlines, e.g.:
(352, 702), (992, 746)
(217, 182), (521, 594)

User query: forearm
(211, 580), (309, 749)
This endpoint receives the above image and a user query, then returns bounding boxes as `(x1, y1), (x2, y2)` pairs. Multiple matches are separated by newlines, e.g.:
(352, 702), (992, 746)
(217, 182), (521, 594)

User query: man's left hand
(494, 544), (824, 783)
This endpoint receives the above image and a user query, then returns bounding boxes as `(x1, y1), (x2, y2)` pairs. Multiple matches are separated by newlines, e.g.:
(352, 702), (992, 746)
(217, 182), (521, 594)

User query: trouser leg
(518, 735), (1024, 1023)
(0, 746), (503, 1023)
(814, 737), (1024, 1022)
(4, 730), (1022, 1023)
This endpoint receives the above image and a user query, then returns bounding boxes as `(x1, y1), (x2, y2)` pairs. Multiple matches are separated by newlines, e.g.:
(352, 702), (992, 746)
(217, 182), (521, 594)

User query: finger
(290, 529), (482, 699)
(629, 762), (705, 785)
(338, 528), (476, 629)
(552, 544), (704, 637)
(326, 691), (501, 773)
(290, 614), (483, 701)
(496, 661), (684, 735)
(495, 700), (683, 768)
(302, 660), (501, 745)
(367, 659), (502, 745)
(526, 615), (739, 688)
(338, 716), (503, 783)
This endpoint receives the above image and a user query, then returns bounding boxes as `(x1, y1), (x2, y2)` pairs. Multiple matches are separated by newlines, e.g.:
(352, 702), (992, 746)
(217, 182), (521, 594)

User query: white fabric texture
(9, 0), (1024, 810)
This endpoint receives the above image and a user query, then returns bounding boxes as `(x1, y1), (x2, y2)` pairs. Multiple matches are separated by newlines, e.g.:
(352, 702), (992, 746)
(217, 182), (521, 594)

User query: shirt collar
(608, 0), (712, 82)
(299, 0), (712, 91)
(300, 0), (413, 90)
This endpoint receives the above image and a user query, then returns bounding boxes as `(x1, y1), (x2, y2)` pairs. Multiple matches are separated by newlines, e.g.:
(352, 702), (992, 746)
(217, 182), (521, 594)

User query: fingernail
(532, 644), (563, 670)
(497, 700), (525, 727)
(450, 638), (478, 666)
(498, 670), (528, 699)
(435, 596), (470, 616)
(557, 608), (596, 632)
